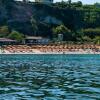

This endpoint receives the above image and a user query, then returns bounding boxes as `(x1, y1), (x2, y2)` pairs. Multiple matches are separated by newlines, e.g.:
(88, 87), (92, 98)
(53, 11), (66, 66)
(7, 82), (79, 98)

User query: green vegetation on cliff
(0, 0), (100, 44)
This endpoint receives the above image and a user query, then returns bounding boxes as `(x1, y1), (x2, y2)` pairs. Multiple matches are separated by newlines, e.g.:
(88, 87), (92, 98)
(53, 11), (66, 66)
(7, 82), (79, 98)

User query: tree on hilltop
(52, 25), (73, 41)
(8, 30), (24, 42)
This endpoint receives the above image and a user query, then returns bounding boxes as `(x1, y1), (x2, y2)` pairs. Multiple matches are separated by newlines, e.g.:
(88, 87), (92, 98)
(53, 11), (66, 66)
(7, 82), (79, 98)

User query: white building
(58, 34), (63, 41)
(17, 0), (53, 4)
(35, 0), (53, 4)
(23, 0), (29, 2)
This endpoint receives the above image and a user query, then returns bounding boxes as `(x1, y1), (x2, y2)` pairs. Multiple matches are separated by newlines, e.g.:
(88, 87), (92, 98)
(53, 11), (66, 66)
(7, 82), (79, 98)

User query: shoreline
(0, 51), (100, 55)
(0, 53), (100, 54)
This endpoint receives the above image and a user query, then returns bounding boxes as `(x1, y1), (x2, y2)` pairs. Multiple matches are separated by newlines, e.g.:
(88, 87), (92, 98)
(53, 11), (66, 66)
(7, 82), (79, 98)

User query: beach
(0, 44), (100, 54)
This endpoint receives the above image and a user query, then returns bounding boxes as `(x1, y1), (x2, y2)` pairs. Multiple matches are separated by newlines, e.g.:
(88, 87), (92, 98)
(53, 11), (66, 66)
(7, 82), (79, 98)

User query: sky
(17, 0), (100, 4)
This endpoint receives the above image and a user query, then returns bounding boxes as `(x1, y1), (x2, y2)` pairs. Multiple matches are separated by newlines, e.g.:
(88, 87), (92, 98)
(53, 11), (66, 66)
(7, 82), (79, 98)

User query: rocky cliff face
(0, 1), (77, 35)
(0, 2), (7, 23)
(0, 2), (64, 34)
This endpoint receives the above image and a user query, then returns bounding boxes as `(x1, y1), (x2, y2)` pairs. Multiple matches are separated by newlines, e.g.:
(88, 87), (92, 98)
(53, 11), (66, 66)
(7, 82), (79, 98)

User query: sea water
(0, 54), (100, 100)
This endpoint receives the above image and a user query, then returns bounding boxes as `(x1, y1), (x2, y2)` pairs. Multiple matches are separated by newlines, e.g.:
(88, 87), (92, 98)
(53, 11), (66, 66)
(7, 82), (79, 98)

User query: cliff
(0, 1), (81, 36)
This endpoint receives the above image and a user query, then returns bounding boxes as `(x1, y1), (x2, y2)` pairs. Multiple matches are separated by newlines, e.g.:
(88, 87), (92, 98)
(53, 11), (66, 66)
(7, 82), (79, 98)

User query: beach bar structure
(25, 36), (50, 44)
(0, 38), (16, 45)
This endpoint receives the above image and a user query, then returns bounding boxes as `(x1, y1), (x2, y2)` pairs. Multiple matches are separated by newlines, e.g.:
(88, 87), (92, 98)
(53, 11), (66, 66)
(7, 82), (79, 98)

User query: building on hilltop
(35, 0), (53, 4)
(20, 0), (53, 4)
(23, 0), (29, 3)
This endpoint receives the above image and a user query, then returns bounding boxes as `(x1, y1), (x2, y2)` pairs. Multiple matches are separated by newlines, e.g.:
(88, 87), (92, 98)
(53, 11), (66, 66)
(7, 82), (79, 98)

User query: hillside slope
(0, 1), (81, 35)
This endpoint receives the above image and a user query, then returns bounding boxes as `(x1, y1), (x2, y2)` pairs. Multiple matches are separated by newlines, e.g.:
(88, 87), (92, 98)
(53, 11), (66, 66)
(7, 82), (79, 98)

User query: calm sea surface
(0, 54), (100, 100)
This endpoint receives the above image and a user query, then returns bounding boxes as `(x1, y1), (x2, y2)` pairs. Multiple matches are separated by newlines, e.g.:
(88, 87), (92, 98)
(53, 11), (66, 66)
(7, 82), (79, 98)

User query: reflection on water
(0, 54), (100, 100)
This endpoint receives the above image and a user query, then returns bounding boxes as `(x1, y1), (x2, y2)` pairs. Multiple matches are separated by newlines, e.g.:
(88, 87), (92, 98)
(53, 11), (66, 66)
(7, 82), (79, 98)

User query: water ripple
(0, 54), (100, 100)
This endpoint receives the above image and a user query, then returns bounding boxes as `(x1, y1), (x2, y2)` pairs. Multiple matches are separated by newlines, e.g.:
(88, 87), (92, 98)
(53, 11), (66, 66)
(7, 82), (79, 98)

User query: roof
(0, 38), (16, 42)
(26, 36), (43, 40)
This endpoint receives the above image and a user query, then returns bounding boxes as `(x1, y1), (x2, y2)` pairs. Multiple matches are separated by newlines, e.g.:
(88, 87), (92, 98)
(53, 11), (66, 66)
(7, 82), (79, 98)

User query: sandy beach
(0, 45), (100, 54)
